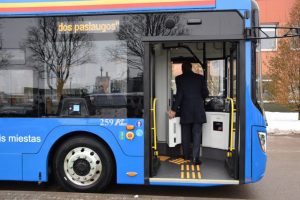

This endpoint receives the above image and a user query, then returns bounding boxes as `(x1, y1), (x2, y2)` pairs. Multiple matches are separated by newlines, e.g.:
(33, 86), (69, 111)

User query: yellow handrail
(227, 97), (236, 157)
(151, 98), (158, 155)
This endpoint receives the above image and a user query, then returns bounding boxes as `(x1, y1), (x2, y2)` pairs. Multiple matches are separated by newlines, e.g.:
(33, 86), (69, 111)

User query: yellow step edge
(198, 172), (202, 179)
(186, 172), (190, 179)
(192, 172), (196, 179)
(186, 165), (190, 171)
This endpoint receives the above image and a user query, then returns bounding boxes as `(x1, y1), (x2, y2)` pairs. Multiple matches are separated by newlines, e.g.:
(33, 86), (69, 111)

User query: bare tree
(267, 0), (300, 119)
(0, 23), (11, 68)
(24, 17), (92, 99)
(106, 13), (187, 71)
(0, 50), (10, 69)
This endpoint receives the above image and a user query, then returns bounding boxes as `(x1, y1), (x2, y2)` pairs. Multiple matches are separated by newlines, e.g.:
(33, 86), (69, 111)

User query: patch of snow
(265, 112), (298, 121)
(265, 112), (300, 135)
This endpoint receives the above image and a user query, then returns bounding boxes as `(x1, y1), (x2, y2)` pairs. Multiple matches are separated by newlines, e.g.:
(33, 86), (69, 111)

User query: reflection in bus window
(0, 70), (36, 117)
(207, 60), (225, 97)
(0, 16), (144, 118)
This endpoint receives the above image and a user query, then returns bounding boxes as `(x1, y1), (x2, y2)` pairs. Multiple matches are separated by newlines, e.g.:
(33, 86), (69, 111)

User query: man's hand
(168, 110), (176, 119)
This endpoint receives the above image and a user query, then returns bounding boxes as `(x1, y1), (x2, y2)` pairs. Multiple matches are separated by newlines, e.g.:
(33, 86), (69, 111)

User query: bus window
(0, 69), (36, 117)
(0, 17), (144, 118)
(207, 60), (226, 97)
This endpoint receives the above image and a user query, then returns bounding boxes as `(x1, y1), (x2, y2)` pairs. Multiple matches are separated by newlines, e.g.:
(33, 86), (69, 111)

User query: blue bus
(0, 0), (267, 192)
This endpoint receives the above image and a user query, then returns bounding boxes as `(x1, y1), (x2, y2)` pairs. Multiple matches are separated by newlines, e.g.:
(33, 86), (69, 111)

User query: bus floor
(153, 156), (234, 180)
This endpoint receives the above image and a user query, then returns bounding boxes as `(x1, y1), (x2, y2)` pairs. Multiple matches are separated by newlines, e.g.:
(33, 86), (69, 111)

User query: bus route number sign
(100, 119), (127, 127)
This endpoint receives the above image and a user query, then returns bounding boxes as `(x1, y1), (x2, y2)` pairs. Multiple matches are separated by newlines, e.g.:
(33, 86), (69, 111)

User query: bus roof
(0, 0), (252, 17)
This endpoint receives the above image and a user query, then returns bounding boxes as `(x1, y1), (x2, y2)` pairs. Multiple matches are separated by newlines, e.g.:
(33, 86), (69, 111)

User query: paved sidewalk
(0, 190), (145, 200)
(0, 190), (240, 200)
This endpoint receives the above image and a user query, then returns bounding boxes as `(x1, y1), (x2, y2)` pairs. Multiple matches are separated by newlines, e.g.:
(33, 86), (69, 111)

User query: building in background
(256, 0), (296, 102)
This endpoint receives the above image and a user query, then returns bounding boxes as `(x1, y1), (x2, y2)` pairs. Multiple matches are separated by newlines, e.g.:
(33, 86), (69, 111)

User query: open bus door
(150, 44), (161, 176)
(145, 41), (240, 185)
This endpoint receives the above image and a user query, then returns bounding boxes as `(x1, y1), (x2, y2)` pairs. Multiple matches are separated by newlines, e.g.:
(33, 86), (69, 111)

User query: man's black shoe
(192, 158), (202, 165)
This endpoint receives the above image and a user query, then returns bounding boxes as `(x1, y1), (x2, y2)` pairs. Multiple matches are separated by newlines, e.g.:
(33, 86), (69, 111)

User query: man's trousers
(181, 123), (202, 160)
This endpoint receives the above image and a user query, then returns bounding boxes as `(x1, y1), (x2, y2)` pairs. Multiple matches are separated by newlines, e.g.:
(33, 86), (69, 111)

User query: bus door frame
(143, 38), (246, 184)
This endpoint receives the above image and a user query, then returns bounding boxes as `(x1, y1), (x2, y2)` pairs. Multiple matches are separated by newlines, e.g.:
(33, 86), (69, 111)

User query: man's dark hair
(182, 62), (192, 74)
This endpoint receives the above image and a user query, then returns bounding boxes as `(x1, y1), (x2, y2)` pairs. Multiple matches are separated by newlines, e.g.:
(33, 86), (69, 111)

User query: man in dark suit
(168, 62), (209, 165)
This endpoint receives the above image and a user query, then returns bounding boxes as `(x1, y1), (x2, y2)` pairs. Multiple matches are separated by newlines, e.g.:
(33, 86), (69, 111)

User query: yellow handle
(227, 97), (236, 154)
(151, 98), (158, 152)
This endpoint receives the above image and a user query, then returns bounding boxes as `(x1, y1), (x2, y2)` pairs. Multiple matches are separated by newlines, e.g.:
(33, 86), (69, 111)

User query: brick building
(256, 0), (296, 75)
(256, 0), (297, 104)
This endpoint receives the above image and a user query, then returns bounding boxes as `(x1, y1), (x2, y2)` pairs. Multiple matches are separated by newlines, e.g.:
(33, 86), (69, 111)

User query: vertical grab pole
(151, 98), (158, 156)
(227, 97), (236, 157)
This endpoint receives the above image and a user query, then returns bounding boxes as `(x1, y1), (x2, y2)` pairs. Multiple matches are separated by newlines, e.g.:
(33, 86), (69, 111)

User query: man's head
(182, 62), (192, 74)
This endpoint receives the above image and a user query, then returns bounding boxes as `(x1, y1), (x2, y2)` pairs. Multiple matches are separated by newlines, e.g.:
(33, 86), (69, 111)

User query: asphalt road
(0, 135), (300, 200)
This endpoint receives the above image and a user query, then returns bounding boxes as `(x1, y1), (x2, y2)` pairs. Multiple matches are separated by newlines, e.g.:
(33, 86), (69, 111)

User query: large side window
(0, 19), (38, 117)
(0, 16), (144, 118)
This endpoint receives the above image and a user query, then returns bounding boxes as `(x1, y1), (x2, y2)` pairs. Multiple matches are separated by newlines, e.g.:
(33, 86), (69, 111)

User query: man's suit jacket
(171, 71), (209, 124)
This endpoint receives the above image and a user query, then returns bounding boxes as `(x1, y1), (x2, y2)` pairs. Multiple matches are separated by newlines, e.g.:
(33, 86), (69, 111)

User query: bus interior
(148, 41), (240, 184)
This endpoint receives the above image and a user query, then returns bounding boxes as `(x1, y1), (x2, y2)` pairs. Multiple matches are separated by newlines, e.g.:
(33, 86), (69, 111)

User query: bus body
(0, 0), (267, 192)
